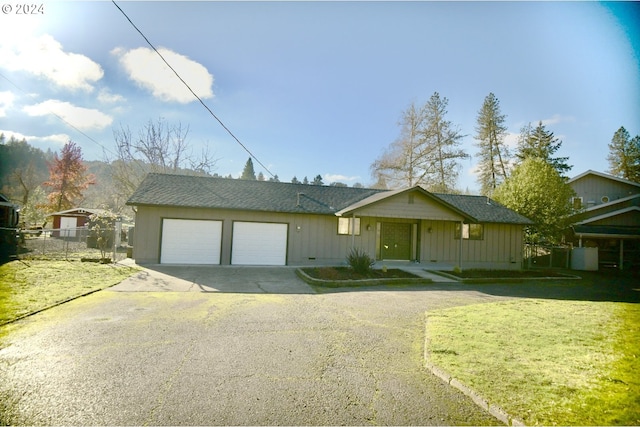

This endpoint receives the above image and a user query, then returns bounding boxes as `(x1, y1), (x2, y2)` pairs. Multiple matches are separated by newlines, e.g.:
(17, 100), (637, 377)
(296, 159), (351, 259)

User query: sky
(0, 1), (639, 193)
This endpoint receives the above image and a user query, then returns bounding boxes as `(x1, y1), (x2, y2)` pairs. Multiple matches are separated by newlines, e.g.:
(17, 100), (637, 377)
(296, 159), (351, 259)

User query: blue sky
(1, 1), (638, 192)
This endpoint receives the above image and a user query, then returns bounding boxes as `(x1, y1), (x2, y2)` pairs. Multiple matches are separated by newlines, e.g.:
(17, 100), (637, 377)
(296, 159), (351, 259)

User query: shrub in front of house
(346, 247), (375, 275)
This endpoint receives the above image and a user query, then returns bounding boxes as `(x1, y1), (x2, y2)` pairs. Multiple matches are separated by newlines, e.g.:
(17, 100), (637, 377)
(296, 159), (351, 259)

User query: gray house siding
(570, 173), (640, 208)
(134, 205), (525, 269)
(128, 174), (531, 269)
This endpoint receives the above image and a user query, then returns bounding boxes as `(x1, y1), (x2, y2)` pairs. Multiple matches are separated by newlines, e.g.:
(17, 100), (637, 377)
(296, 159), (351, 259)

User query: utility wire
(111, 0), (276, 178)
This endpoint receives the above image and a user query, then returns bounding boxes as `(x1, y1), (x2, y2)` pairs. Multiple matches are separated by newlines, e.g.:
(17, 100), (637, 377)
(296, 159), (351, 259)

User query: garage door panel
(232, 222), (287, 265)
(161, 219), (222, 264)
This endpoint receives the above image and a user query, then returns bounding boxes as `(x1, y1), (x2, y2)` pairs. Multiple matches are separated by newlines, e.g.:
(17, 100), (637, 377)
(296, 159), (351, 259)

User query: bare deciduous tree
(109, 118), (217, 206)
(371, 93), (467, 192)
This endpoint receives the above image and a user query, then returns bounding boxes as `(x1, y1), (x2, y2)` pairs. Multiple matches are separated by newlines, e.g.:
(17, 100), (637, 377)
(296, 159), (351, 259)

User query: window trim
(454, 223), (484, 240)
(338, 217), (361, 235)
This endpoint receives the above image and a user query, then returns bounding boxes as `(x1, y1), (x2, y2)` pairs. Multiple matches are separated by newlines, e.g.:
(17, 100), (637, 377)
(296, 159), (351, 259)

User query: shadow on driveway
(112, 264), (640, 304)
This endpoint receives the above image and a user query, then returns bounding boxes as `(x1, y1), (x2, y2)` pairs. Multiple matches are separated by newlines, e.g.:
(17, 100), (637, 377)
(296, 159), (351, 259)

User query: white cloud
(97, 88), (125, 104)
(0, 129), (69, 145)
(504, 131), (520, 148)
(113, 46), (214, 103)
(324, 173), (360, 183)
(0, 91), (15, 117)
(23, 100), (112, 131)
(540, 114), (575, 126)
(0, 34), (103, 92)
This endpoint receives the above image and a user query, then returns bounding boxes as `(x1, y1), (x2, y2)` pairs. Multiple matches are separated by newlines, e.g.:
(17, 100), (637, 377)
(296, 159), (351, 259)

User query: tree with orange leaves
(43, 141), (95, 212)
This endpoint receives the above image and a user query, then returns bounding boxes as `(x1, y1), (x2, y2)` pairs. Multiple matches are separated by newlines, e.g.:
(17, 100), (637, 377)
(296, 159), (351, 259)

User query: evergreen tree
(516, 121), (571, 177)
(291, 176), (300, 184)
(257, 172), (265, 181)
(43, 141), (95, 212)
(302, 176), (309, 185)
(240, 158), (256, 180)
(474, 93), (510, 195)
(0, 135), (48, 206)
(607, 126), (640, 182)
(312, 175), (324, 185)
(268, 174), (280, 182)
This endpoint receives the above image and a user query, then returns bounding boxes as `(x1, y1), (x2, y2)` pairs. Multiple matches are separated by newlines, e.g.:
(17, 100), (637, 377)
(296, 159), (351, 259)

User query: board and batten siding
(133, 205), (524, 269)
(352, 192), (465, 221)
(133, 205), (376, 265)
(571, 175), (640, 206)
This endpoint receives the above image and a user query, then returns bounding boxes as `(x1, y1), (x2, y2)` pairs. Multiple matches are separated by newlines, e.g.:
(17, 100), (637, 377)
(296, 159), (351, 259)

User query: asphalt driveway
(1, 266), (509, 425)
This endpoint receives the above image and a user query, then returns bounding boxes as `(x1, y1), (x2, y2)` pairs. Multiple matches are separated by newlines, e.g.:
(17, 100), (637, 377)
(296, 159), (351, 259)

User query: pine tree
(240, 158), (256, 180)
(474, 93), (510, 195)
(257, 172), (265, 181)
(312, 175), (324, 185)
(291, 176), (300, 184)
(420, 92), (468, 192)
(607, 126), (640, 182)
(516, 121), (571, 177)
(43, 141), (95, 212)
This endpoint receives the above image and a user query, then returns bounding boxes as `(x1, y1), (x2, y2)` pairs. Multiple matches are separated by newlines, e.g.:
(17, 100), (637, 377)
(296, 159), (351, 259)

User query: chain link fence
(19, 226), (131, 263)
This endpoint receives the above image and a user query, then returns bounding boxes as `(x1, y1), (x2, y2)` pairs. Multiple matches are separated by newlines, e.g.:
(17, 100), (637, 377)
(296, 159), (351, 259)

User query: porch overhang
(334, 186), (476, 222)
(571, 224), (640, 240)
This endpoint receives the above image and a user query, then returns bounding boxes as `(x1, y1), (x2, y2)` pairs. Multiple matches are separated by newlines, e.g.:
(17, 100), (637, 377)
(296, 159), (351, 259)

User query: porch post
(351, 212), (356, 248)
(458, 220), (463, 270)
(619, 239), (624, 271)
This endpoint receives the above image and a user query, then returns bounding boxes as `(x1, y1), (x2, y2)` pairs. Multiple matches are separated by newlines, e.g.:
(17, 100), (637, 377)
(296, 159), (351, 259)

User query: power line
(111, 0), (276, 178)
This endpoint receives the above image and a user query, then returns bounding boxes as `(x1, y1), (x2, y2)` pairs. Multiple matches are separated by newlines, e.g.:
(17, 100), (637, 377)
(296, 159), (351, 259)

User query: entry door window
(381, 223), (412, 260)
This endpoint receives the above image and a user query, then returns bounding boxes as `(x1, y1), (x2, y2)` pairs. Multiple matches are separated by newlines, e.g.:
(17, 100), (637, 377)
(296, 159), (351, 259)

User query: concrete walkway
(372, 261), (459, 283)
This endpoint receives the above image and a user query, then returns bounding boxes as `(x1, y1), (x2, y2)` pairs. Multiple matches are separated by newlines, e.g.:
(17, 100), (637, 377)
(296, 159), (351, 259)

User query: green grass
(0, 260), (139, 325)
(427, 299), (640, 425)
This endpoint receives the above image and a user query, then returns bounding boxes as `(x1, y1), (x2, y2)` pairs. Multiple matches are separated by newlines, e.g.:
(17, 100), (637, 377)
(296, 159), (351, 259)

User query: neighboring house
(566, 170), (640, 269)
(126, 173), (532, 269)
(48, 208), (108, 238)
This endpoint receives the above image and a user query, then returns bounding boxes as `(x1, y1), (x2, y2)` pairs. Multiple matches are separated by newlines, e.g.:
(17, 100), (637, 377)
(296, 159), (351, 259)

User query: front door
(381, 222), (412, 260)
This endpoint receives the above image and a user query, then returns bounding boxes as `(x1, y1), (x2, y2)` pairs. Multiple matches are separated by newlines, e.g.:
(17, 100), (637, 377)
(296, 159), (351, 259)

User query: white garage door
(161, 219), (222, 264)
(60, 216), (78, 238)
(231, 222), (288, 265)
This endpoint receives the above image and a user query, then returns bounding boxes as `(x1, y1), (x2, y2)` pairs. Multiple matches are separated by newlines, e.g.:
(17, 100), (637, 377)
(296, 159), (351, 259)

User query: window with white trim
(338, 217), (361, 235)
(454, 223), (484, 240)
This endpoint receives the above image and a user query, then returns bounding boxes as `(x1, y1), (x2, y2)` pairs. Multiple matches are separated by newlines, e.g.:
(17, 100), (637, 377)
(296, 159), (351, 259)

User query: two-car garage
(160, 219), (288, 265)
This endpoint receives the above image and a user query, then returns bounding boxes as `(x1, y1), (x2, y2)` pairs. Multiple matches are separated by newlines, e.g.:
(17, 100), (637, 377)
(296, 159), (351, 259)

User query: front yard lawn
(0, 260), (139, 325)
(427, 298), (640, 425)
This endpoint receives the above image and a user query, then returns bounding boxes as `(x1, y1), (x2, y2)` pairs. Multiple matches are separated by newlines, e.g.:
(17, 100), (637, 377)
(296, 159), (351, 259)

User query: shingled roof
(127, 173), (533, 224)
(126, 173), (384, 214)
(434, 193), (533, 225)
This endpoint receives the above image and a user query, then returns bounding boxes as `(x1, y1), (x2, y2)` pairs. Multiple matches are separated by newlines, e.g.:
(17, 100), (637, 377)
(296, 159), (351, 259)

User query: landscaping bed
(429, 268), (580, 282)
(297, 266), (431, 287)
